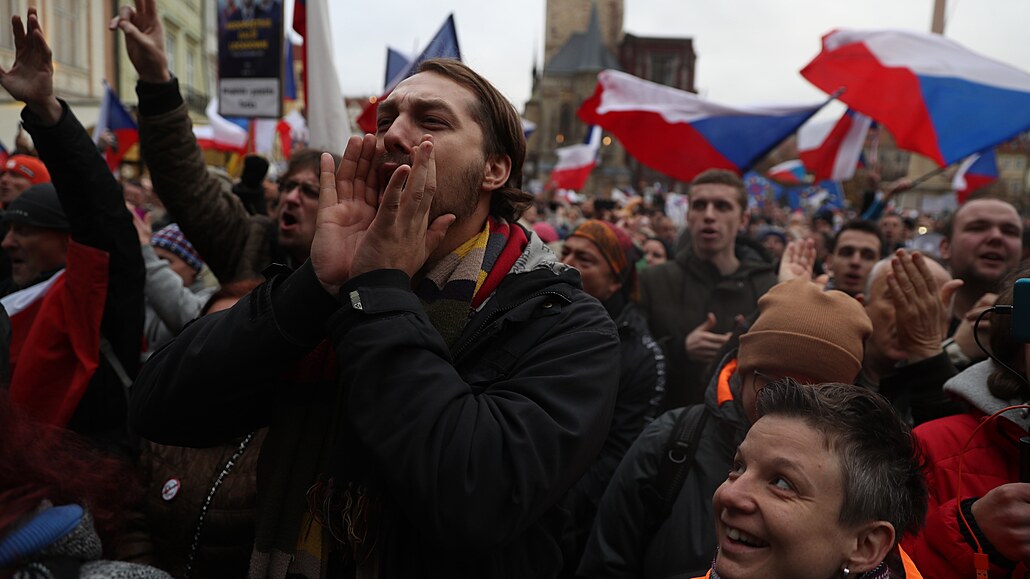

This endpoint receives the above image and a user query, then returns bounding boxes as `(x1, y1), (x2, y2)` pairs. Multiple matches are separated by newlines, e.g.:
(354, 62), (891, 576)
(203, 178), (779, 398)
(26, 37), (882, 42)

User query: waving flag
(549, 126), (601, 191)
(797, 109), (872, 181)
(4, 242), (109, 428)
(385, 47), (412, 90)
(801, 29), (1030, 167)
(952, 149), (999, 204)
(356, 15), (461, 134)
(294, 0), (350, 153)
(767, 159), (808, 185)
(91, 82), (138, 171)
(579, 70), (823, 182)
(193, 98), (249, 153)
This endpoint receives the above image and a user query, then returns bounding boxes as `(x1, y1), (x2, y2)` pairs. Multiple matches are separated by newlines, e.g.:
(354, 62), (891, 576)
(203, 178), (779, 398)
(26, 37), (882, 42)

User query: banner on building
(217, 0), (283, 118)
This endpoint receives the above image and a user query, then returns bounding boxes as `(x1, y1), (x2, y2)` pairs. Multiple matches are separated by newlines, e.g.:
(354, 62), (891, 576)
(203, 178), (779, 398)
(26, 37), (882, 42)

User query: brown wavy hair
(417, 58), (531, 222)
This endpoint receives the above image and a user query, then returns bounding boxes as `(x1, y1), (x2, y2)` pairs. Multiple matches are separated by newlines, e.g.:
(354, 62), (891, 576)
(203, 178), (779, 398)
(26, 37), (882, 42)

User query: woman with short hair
(696, 380), (927, 578)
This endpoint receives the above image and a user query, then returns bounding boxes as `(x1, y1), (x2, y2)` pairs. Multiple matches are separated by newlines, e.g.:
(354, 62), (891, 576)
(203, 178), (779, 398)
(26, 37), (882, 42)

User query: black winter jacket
(560, 300), (665, 575)
(639, 245), (775, 410)
(577, 355), (747, 579)
(131, 238), (621, 578)
(21, 102), (144, 451)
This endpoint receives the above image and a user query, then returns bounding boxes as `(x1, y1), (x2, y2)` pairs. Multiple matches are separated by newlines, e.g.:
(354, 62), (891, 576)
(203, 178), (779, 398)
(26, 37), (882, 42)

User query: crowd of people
(0, 1), (1028, 578)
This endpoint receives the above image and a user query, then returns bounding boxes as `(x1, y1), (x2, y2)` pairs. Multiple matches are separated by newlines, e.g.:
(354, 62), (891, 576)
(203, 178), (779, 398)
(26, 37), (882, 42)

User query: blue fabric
(0, 503), (83, 567)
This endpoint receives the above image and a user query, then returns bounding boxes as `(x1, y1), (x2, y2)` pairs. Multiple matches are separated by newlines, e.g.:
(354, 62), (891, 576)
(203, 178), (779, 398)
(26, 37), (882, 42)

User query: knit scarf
(249, 218), (527, 579)
(415, 216), (526, 346)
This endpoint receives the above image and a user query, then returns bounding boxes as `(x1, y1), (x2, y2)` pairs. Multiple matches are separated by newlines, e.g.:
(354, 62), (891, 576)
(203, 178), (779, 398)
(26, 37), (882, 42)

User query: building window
(649, 54), (675, 86)
(51, 0), (85, 68)
(164, 25), (178, 75)
(185, 38), (198, 89)
(559, 103), (573, 143)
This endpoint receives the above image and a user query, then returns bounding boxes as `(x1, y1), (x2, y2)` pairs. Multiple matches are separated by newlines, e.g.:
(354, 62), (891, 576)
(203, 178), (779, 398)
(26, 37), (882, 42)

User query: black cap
(2, 183), (69, 230)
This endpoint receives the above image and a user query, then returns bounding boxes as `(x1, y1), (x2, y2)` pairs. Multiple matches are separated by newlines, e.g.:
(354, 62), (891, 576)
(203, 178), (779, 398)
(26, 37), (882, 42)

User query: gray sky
(318, 0), (1030, 114)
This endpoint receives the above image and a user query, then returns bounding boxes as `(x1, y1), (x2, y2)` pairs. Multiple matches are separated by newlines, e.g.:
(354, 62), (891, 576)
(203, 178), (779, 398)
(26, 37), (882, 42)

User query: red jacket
(903, 408), (1026, 578)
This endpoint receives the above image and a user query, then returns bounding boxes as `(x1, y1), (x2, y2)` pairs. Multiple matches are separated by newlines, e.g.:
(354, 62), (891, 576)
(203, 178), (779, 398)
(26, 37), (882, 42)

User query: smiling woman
(697, 381), (927, 579)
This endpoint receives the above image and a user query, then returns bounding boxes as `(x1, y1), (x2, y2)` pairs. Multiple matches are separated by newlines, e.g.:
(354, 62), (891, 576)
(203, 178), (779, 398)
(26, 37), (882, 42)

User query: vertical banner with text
(218, 0), (283, 118)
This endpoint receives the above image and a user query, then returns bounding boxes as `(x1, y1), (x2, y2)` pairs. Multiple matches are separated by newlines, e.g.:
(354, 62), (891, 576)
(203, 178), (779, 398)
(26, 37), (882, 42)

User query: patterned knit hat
(151, 224), (203, 274)
(569, 219), (636, 281)
(738, 279), (872, 384)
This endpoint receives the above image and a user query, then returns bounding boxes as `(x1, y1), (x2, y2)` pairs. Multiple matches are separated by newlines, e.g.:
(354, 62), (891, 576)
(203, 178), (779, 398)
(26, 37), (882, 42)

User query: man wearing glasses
(578, 278), (873, 578)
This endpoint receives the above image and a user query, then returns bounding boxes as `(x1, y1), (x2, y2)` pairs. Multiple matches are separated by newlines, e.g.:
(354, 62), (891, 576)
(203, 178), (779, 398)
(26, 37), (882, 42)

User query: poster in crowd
(217, 0), (283, 118)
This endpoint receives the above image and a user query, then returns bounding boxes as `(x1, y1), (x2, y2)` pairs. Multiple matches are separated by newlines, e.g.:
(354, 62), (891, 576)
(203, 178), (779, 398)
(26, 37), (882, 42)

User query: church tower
(544, 0), (623, 64)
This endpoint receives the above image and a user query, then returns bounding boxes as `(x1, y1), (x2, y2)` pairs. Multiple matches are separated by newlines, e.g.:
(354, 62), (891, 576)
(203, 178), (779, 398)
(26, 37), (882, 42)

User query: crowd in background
(1, 2), (1029, 579)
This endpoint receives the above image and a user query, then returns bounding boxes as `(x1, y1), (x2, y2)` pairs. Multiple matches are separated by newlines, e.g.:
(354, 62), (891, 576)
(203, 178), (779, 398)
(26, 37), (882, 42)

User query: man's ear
(844, 521), (894, 575)
(939, 236), (951, 261)
(482, 155), (512, 192)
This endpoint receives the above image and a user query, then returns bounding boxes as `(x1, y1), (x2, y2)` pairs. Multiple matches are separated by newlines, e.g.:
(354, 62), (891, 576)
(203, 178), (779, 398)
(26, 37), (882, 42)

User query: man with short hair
(859, 250), (964, 425)
(127, 3), (620, 576)
(824, 219), (882, 298)
(939, 198), (1022, 369)
(639, 169), (777, 410)
(880, 212), (905, 254)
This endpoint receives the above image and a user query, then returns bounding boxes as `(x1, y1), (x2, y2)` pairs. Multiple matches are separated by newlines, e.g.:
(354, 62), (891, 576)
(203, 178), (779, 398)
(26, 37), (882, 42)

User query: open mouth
(979, 251), (1005, 264)
(280, 213), (298, 228)
(726, 526), (769, 548)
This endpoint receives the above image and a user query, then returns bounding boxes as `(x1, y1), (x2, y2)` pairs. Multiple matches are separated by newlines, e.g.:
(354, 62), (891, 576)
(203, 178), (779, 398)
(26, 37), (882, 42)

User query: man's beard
(431, 161), (483, 227)
(377, 151), (485, 228)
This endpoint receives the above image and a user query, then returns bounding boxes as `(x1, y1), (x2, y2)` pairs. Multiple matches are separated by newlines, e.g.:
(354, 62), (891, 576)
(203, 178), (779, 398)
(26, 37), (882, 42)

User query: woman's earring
(842, 566), (851, 577)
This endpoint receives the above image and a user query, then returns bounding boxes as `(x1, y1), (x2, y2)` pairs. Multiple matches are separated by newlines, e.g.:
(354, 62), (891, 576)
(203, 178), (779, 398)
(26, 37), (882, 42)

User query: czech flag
(797, 108), (872, 181)
(952, 149), (999, 204)
(356, 15), (462, 134)
(767, 159), (808, 185)
(801, 29), (1030, 167)
(578, 70), (823, 182)
(193, 98), (249, 154)
(91, 82), (138, 171)
(548, 126), (601, 191)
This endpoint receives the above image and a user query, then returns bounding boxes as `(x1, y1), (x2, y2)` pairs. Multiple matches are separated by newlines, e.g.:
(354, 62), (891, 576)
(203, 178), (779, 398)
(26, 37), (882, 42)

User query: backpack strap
(641, 403), (709, 529)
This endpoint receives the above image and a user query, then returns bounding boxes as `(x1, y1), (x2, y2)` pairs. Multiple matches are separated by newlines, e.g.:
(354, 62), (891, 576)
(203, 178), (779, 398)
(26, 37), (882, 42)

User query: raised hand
(310, 134), (380, 296)
(778, 237), (815, 283)
(349, 135), (455, 280)
(952, 291), (998, 363)
(0, 8), (60, 123)
(886, 250), (961, 362)
(109, 0), (170, 83)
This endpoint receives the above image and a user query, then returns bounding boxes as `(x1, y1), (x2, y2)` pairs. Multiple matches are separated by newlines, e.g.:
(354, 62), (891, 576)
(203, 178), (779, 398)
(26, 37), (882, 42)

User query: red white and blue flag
(952, 149), (999, 204)
(578, 70), (823, 182)
(193, 98), (249, 153)
(797, 108), (872, 181)
(91, 82), (138, 171)
(3, 241), (109, 428)
(767, 159), (808, 185)
(549, 126), (601, 191)
(356, 15), (462, 134)
(802, 29), (1030, 167)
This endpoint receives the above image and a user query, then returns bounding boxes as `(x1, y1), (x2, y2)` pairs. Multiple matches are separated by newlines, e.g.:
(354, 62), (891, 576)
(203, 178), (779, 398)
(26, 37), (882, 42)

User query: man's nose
(381, 115), (417, 157)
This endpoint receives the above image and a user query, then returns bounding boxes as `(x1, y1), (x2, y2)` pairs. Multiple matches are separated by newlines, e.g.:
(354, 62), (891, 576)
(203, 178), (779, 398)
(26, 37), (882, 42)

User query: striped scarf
(415, 216), (526, 347)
